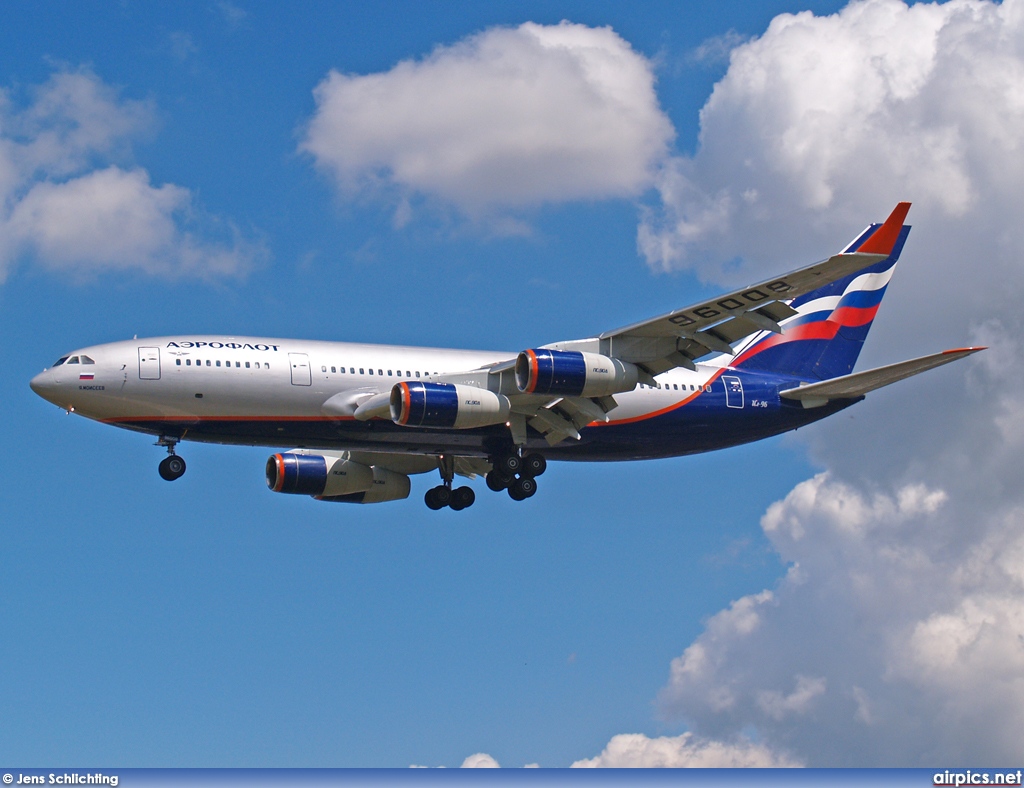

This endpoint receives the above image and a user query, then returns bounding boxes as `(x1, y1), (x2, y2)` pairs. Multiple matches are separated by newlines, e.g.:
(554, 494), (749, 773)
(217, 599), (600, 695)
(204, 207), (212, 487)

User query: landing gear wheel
(425, 485), (452, 510)
(449, 486), (476, 511)
(486, 470), (512, 492)
(495, 453), (522, 477)
(158, 454), (186, 481)
(508, 476), (537, 501)
(521, 453), (546, 478)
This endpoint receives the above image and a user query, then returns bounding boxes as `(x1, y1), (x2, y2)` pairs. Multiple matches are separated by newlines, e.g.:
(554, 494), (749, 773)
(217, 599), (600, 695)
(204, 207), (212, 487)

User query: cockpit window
(53, 356), (69, 367)
(66, 356), (80, 364)
(80, 355), (95, 364)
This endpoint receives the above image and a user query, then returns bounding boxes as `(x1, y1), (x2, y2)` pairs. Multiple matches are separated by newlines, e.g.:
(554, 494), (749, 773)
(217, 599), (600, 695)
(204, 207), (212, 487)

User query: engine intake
(391, 381), (510, 429)
(516, 349), (638, 397)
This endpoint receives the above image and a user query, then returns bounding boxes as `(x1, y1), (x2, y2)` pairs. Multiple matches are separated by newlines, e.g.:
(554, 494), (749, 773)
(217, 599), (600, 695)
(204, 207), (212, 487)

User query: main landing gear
(156, 437), (187, 481)
(485, 451), (546, 501)
(423, 450), (547, 510)
(425, 454), (476, 511)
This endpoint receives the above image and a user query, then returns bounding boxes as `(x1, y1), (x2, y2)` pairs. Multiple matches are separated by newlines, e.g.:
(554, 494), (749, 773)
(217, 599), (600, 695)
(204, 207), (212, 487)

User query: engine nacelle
(516, 349), (638, 397)
(390, 381), (510, 429)
(266, 451), (375, 497)
(318, 465), (411, 504)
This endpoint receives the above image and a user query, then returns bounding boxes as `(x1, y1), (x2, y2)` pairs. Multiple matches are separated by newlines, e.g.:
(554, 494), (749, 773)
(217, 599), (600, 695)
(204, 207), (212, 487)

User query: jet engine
(265, 451), (410, 503)
(390, 381), (510, 429)
(516, 349), (638, 397)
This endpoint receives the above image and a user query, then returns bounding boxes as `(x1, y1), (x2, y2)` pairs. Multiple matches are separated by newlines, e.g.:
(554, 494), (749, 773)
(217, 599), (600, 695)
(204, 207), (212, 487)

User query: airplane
(30, 202), (982, 511)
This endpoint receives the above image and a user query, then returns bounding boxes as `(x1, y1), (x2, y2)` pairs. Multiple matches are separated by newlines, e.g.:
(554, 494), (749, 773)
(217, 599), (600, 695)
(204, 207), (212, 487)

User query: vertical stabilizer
(732, 203), (911, 381)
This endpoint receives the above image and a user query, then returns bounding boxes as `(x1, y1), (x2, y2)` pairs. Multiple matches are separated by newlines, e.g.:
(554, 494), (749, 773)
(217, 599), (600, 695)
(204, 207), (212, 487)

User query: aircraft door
(139, 347), (161, 380)
(722, 375), (744, 408)
(289, 352), (311, 386)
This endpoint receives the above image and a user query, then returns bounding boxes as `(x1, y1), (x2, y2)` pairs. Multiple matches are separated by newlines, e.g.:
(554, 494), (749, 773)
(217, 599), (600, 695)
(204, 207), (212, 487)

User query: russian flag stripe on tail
(734, 204), (911, 382)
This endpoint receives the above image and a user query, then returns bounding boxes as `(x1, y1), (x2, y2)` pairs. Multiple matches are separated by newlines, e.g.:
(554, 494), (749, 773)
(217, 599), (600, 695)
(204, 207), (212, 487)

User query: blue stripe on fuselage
(104, 369), (857, 461)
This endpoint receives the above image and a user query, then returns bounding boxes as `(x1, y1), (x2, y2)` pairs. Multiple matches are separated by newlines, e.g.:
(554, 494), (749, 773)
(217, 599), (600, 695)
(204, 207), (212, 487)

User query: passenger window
(206, 360), (211, 367)
(186, 359), (191, 366)
(266, 364), (270, 370)
(322, 366), (327, 372)
(415, 372), (420, 378)
(388, 370), (393, 376)
(369, 368), (374, 375)
(378, 369), (383, 376)
(360, 368), (365, 375)
(406, 371), (411, 377)
(350, 367), (355, 374)
(216, 360), (221, 367)
(67, 356), (80, 364)
(176, 359), (181, 366)
(81, 355), (95, 364)
(331, 366), (336, 373)
(245, 361), (250, 368)
(256, 362), (261, 369)
(236, 361), (240, 367)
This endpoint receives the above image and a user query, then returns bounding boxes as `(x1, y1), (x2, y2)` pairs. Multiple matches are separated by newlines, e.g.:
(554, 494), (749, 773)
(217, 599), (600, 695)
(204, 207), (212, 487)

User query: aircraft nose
(30, 369), (60, 403)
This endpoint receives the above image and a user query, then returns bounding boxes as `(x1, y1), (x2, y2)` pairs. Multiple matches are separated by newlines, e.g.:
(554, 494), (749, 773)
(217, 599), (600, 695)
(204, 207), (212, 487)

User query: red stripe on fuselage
(594, 368), (728, 426)
(101, 415), (345, 423)
(734, 321), (842, 365)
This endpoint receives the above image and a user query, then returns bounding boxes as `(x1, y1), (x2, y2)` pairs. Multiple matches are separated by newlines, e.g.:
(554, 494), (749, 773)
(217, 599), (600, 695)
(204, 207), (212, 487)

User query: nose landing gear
(156, 437), (186, 481)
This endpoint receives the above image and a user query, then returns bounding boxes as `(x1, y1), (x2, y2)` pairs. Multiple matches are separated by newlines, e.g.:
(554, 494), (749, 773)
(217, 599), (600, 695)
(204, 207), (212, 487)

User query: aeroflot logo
(167, 341), (281, 351)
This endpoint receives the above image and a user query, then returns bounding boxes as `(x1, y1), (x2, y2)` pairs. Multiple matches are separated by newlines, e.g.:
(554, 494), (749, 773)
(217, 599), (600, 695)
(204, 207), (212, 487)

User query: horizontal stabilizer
(779, 347), (985, 408)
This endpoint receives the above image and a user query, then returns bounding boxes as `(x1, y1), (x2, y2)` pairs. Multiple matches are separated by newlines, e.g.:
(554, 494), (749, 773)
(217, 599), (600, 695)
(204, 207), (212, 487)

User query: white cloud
(756, 675), (827, 721)
(4, 69), (153, 185)
(460, 753), (501, 768)
(0, 68), (265, 282)
(571, 732), (801, 768)
(451, 734), (799, 768)
(300, 21), (674, 222)
(639, 0), (1024, 291)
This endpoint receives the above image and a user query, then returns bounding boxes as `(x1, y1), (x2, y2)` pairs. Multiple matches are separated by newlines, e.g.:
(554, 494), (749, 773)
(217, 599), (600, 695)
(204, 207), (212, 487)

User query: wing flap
(779, 347), (985, 407)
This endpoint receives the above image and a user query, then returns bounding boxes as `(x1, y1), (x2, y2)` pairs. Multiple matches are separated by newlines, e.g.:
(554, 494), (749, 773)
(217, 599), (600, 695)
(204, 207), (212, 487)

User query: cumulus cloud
(0, 68), (265, 282)
(571, 732), (801, 768)
(640, 0), (1024, 291)
(300, 21), (674, 222)
(460, 753), (501, 768)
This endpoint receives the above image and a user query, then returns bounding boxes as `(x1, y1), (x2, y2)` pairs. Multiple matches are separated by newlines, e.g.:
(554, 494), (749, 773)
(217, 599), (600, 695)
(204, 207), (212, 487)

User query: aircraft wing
(779, 347), (985, 407)
(547, 202), (911, 376)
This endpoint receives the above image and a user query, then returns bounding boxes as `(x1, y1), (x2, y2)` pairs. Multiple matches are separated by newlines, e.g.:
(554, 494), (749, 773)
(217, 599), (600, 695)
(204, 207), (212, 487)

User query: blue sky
(4, 0), (1024, 769)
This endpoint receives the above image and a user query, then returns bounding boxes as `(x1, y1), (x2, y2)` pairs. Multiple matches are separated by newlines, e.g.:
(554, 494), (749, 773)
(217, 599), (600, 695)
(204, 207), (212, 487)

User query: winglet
(855, 202), (911, 255)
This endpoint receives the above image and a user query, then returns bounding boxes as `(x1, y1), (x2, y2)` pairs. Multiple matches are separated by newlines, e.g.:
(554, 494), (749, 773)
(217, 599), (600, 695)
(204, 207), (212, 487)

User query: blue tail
(733, 204), (911, 381)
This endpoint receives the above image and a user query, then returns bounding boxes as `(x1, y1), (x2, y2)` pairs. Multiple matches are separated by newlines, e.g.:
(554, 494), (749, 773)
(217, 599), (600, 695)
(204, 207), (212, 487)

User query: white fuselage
(30, 335), (733, 458)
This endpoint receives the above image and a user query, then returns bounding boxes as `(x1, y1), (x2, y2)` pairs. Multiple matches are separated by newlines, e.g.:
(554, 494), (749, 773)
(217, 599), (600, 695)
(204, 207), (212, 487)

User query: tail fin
(733, 203), (911, 381)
